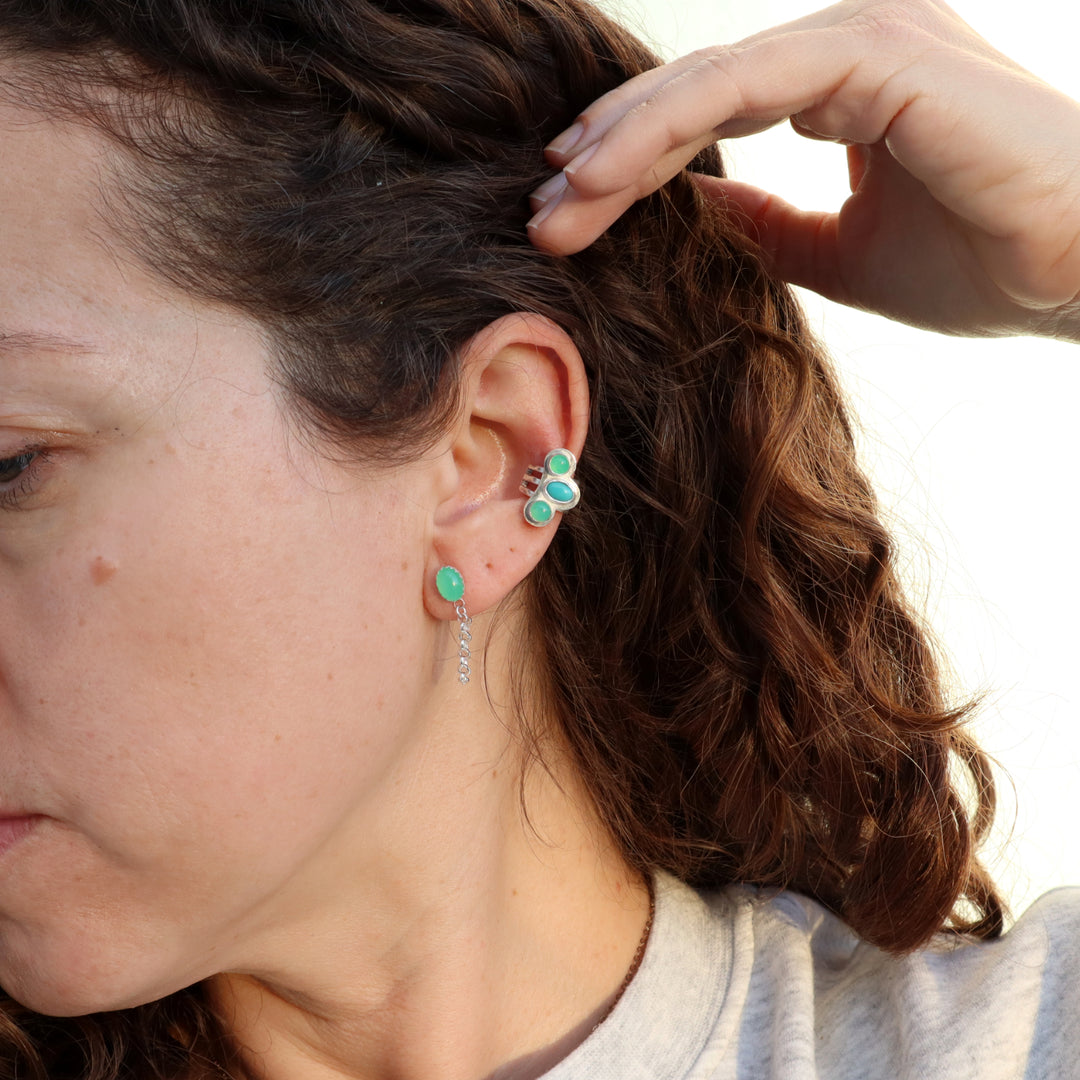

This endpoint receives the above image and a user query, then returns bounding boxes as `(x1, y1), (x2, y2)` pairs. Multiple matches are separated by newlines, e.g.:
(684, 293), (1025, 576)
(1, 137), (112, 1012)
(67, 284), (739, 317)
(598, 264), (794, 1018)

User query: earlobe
(426, 313), (589, 620)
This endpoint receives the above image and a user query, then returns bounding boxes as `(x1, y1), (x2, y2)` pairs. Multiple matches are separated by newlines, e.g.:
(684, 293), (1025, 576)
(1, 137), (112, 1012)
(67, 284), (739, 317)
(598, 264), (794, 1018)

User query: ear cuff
(520, 449), (581, 527)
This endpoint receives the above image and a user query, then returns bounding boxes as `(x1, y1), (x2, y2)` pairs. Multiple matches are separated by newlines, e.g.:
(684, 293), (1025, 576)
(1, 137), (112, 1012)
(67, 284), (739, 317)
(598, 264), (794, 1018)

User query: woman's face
(0, 97), (443, 1013)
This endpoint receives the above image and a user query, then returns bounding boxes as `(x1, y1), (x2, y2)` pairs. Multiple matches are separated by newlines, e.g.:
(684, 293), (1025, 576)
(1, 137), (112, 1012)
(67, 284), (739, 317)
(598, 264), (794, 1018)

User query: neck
(204, 614), (651, 1080)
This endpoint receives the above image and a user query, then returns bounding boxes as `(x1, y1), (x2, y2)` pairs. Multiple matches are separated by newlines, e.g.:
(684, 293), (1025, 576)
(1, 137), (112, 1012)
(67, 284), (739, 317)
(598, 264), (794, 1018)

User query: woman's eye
(0, 447), (50, 510)
(0, 451), (37, 484)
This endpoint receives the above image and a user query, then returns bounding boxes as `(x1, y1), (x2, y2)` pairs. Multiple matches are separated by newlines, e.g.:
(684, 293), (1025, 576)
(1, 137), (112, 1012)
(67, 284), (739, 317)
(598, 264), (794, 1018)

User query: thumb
(694, 175), (846, 304)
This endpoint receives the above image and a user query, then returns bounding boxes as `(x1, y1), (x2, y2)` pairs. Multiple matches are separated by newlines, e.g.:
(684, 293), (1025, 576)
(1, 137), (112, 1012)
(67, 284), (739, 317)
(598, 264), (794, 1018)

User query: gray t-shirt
(546, 872), (1080, 1078)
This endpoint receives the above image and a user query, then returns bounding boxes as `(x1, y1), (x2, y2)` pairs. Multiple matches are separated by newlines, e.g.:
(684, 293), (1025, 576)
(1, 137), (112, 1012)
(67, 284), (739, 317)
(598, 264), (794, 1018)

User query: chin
(0, 927), (196, 1018)
(0, 968), (149, 1019)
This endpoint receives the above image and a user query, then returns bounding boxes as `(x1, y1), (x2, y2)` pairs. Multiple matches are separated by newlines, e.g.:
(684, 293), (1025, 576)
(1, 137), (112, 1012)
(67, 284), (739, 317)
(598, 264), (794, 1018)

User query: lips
(0, 814), (41, 859)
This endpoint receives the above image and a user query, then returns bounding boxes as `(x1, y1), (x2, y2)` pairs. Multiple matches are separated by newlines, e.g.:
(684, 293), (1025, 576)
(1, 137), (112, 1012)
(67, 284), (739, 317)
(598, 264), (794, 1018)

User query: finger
(543, 55), (701, 165)
(556, 33), (865, 201)
(536, 0), (1014, 209)
(847, 144), (869, 192)
(550, 10), (1075, 238)
(530, 134), (720, 255)
(529, 28), (853, 251)
(528, 24), (862, 252)
(790, 116), (851, 144)
(694, 176), (850, 305)
(541, 0), (892, 166)
(526, 185), (640, 256)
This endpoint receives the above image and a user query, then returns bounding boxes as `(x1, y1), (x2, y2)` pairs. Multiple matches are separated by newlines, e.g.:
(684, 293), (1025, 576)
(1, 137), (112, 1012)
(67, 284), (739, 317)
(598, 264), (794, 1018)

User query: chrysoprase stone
(526, 500), (554, 525)
(548, 452), (572, 476)
(545, 480), (575, 504)
(436, 565), (465, 602)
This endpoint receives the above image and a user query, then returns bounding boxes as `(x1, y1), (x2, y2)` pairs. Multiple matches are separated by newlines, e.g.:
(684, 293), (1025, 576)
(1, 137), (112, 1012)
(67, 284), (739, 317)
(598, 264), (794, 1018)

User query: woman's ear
(425, 312), (589, 619)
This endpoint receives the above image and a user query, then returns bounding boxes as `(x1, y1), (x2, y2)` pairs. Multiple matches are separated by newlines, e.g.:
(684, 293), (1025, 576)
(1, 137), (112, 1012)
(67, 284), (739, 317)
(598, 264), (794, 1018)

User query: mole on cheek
(90, 556), (119, 586)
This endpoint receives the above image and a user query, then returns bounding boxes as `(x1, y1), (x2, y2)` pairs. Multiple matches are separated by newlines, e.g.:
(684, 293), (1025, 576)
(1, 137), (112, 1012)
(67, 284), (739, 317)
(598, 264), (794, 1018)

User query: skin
(5, 0), (1080, 1077)
(0, 90), (649, 1080)
(527, 0), (1080, 342)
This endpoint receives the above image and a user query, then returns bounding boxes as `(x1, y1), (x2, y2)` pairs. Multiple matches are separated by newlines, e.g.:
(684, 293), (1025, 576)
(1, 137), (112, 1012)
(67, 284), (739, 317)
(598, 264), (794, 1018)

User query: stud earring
(520, 448), (581, 527)
(436, 565), (473, 685)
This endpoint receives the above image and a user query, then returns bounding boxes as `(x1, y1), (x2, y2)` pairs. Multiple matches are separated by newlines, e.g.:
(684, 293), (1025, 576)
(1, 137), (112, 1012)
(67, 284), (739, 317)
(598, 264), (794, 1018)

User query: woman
(0, 0), (1076, 1077)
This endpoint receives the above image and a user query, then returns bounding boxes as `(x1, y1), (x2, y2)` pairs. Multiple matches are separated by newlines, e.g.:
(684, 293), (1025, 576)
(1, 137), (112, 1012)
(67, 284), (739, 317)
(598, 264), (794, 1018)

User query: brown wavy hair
(0, 0), (1004, 1076)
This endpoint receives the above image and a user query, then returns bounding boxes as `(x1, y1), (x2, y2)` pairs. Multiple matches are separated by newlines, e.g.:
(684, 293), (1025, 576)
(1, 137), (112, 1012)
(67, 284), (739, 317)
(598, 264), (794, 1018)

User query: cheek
(0, 449), (433, 1009)
(17, 502), (427, 828)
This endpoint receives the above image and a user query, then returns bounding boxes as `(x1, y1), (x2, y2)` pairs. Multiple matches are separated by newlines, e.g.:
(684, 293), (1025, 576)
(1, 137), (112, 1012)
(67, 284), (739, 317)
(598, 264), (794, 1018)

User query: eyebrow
(0, 327), (101, 355)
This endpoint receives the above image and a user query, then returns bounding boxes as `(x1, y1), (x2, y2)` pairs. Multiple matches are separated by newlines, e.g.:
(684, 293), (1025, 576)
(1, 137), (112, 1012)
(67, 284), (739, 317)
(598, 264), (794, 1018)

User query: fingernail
(526, 187), (566, 231)
(563, 141), (599, 177)
(529, 171), (569, 208)
(546, 121), (584, 157)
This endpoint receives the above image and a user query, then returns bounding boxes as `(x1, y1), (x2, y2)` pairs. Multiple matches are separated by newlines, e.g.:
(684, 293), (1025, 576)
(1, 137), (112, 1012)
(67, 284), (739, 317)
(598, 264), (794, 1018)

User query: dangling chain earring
(436, 565), (474, 685)
(454, 599), (473, 684)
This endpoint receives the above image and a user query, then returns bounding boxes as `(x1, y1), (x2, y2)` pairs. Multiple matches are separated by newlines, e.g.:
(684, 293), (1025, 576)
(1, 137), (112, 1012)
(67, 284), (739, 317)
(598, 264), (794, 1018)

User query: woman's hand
(527, 0), (1080, 340)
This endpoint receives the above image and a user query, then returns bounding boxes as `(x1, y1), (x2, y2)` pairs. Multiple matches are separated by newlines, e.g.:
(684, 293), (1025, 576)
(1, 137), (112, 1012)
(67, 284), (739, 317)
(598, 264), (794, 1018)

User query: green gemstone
(526, 500), (553, 525)
(545, 480), (575, 504)
(548, 452), (572, 476)
(436, 565), (465, 603)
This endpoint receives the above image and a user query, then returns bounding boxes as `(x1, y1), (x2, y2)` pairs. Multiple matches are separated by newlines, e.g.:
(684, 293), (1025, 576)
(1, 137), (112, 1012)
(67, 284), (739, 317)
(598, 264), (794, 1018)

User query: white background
(595, 0), (1080, 917)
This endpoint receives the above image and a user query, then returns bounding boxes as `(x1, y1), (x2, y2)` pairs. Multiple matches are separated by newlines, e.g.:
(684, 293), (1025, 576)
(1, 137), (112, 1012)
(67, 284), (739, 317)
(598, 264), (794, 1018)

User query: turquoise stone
(548, 452), (572, 476)
(545, 480), (575, 504)
(526, 500), (553, 525)
(436, 565), (465, 603)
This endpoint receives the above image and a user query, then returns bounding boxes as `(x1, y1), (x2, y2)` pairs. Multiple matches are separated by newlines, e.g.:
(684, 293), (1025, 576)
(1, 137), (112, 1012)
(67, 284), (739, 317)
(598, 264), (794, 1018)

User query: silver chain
(455, 600), (473, 684)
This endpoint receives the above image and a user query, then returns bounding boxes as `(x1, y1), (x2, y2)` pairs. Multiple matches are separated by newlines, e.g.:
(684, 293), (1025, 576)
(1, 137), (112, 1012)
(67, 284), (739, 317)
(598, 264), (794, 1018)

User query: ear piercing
(520, 448), (580, 527)
(436, 565), (473, 684)
(435, 449), (581, 682)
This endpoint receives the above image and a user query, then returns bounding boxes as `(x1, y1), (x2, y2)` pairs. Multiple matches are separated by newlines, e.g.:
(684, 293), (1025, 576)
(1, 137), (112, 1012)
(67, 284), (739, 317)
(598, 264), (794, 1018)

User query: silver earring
(520, 448), (581, 527)
(436, 565), (473, 685)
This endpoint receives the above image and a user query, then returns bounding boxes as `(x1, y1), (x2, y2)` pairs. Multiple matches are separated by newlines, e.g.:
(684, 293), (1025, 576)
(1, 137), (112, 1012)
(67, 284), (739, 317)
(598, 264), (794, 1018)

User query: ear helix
(436, 566), (473, 685)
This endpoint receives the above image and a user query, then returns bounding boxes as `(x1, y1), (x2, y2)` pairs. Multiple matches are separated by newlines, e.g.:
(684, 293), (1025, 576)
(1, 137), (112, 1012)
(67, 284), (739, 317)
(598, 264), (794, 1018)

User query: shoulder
(690, 881), (1080, 1080)
(544, 876), (1080, 1080)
